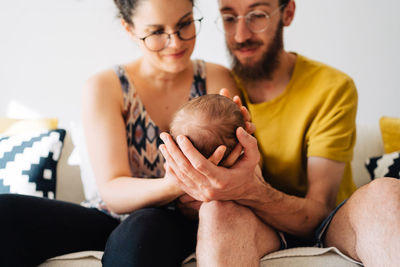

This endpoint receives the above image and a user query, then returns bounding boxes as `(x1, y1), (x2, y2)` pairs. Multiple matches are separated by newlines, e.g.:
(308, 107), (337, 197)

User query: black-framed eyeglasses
(138, 18), (203, 52)
(215, 5), (286, 35)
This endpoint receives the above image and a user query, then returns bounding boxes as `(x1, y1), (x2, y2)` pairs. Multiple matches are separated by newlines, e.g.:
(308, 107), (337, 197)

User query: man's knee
(198, 201), (280, 259)
(199, 200), (236, 218)
(359, 178), (400, 209)
(199, 201), (256, 227)
(198, 200), (263, 243)
(343, 178), (400, 227)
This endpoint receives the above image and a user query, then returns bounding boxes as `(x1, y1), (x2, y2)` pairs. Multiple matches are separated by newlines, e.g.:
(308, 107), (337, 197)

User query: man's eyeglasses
(138, 18), (203, 52)
(215, 5), (286, 35)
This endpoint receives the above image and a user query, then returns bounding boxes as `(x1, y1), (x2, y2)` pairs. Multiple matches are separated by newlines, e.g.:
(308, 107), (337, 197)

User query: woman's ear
(282, 0), (296, 27)
(121, 18), (136, 39)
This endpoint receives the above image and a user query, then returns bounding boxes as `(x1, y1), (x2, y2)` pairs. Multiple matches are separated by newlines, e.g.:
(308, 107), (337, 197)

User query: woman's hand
(165, 163), (202, 220)
(163, 163), (185, 197)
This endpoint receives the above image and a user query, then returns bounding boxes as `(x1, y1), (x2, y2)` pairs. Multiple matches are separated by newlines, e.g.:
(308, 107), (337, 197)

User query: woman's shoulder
(82, 68), (125, 111)
(85, 67), (122, 89)
(203, 61), (239, 96)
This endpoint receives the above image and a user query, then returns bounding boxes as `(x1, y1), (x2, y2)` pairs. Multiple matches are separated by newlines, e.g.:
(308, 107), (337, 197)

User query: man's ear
(121, 18), (136, 39)
(282, 0), (296, 27)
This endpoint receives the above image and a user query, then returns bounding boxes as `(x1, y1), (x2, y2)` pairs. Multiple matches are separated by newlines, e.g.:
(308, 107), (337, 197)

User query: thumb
(236, 127), (260, 162)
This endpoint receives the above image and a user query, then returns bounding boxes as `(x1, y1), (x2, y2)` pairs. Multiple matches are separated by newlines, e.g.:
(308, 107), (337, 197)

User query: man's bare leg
(325, 178), (400, 266)
(196, 201), (280, 267)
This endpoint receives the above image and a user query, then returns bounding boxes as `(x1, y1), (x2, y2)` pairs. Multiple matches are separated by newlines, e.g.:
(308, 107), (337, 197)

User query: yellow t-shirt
(239, 54), (358, 205)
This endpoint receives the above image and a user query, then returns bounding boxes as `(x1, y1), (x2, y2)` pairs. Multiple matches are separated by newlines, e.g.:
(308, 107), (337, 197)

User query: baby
(170, 94), (245, 162)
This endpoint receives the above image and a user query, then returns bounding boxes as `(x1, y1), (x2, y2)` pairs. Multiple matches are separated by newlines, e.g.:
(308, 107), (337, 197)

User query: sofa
(35, 122), (386, 266)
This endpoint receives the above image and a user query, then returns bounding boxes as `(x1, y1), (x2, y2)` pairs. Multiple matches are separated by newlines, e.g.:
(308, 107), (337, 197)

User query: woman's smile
(163, 49), (187, 59)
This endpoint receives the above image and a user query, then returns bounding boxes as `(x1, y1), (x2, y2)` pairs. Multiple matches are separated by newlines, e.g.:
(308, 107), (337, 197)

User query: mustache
(231, 40), (264, 50)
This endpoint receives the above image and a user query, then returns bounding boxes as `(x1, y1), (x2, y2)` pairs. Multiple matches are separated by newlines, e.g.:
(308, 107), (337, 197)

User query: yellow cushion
(380, 116), (400, 153)
(0, 118), (58, 135)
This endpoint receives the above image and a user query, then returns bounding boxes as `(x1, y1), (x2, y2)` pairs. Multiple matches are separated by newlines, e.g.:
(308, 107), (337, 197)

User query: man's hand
(217, 88), (255, 167)
(159, 127), (262, 202)
(219, 88), (255, 134)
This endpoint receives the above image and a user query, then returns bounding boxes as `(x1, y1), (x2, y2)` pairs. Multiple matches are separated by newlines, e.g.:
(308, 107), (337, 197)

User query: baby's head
(170, 94), (245, 161)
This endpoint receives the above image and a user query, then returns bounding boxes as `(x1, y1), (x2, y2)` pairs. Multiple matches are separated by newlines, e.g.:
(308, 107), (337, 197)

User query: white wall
(1, 0), (399, 127)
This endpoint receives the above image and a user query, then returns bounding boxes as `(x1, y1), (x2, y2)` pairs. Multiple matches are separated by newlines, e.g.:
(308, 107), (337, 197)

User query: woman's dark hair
(279, 0), (290, 8)
(113, 0), (194, 26)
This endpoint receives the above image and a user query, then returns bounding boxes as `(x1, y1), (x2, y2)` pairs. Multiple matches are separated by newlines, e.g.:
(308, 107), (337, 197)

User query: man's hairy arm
(239, 157), (344, 237)
(160, 128), (344, 237)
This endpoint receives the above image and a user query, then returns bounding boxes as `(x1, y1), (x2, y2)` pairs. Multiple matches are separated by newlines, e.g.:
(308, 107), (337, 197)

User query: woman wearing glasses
(82, 0), (241, 266)
(0, 0), (242, 266)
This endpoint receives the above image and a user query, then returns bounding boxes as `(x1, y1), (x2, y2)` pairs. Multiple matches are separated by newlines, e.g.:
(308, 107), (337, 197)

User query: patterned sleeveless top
(82, 60), (207, 220)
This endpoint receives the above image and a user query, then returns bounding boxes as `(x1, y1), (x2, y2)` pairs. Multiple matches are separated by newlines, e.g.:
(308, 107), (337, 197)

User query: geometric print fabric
(365, 151), (400, 180)
(0, 129), (66, 198)
(115, 60), (207, 179)
(82, 62), (207, 221)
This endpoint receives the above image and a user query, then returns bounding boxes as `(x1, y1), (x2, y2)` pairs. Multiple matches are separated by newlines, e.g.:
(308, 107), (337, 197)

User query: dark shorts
(314, 200), (347, 247)
(278, 200), (347, 249)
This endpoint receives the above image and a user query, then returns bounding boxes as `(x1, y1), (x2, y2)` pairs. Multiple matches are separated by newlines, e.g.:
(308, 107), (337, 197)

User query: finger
(240, 106), (251, 122)
(159, 143), (198, 191)
(176, 135), (216, 180)
(160, 132), (197, 179)
(208, 145), (226, 165)
(233, 95), (243, 107)
(245, 121), (256, 134)
(159, 144), (177, 171)
(161, 133), (212, 202)
(172, 172), (206, 201)
(165, 164), (210, 202)
(221, 142), (243, 167)
(235, 127), (260, 165)
(219, 88), (230, 98)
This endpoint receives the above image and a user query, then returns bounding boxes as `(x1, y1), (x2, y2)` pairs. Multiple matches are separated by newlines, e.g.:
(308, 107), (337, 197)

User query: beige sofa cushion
(40, 247), (361, 267)
(39, 251), (102, 267)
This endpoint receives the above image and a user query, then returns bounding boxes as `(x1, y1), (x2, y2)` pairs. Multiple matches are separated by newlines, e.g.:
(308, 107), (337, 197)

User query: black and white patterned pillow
(365, 151), (400, 180)
(0, 129), (66, 198)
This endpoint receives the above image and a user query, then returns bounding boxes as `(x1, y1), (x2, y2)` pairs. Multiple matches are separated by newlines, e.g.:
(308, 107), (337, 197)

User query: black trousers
(102, 207), (198, 267)
(0, 194), (198, 267)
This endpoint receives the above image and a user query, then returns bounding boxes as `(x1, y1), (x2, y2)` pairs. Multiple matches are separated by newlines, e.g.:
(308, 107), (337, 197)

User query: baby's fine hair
(170, 94), (245, 159)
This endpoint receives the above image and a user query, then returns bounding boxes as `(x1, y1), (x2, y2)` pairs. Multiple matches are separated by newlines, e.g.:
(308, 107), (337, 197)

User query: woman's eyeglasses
(138, 18), (203, 52)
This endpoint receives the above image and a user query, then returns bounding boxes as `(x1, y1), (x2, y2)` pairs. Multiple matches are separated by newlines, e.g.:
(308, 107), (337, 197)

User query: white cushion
(68, 121), (98, 201)
(351, 123), (384, 187)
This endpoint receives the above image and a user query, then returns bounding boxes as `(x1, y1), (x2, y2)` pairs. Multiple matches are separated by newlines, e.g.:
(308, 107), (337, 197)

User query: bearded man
(160, 0), (400, 266)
